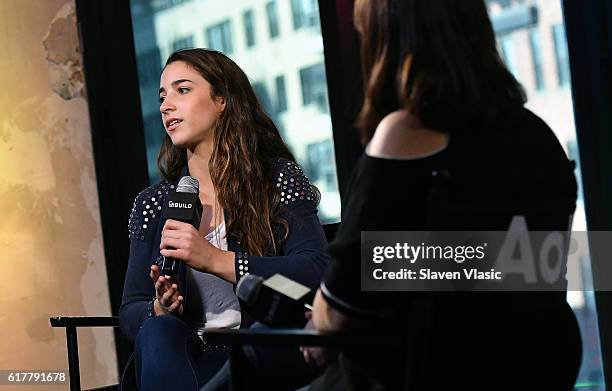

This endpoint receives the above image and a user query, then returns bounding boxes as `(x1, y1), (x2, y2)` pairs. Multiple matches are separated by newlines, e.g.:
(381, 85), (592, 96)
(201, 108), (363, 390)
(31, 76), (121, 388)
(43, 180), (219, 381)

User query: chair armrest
(202, 328), (402, 350)
(49, 316), (120, 391)
(50, 316), (119, 328)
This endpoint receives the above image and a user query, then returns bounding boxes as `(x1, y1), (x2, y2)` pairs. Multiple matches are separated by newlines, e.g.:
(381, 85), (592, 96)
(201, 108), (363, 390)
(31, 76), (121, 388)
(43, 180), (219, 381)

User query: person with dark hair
(305, 0), (582, 389)
(120, 48), (328, 390)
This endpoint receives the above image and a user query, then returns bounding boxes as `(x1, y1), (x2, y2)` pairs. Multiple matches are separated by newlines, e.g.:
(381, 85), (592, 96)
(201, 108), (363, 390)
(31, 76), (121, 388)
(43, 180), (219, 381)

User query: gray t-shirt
(183, 222), (241, 339)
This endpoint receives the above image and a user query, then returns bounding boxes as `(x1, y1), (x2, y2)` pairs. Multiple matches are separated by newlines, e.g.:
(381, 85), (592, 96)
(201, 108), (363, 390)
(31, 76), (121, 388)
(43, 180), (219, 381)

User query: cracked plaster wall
(0, 0), (118, 388)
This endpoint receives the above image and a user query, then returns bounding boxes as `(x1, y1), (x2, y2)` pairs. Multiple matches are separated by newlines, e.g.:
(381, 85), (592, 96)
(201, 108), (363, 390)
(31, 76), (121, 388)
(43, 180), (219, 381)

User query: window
(306, 140), (336, 190)
(205, 20), (233, 54)
(529, 30), (545, 91)
(299, 63), (328, 112)
(153, 0), (191, 11)
(172, 35), (194, 52)
(136, 48), (162, 85)
(143, 114), (165, 184)
(252, 82), (273, 115)
(500, 36), (519, 79)
(266, 1), (280, 39)
(552, 24), (571, 87)
(243, 9), (256, 48)
(305, 139), (340, 220)
(290, 0), (320, 30)
(130, 0), (340, 223)
(492, 0), (514, 8)
(275, 75), (287, 113)
(486, 2), (604, 388)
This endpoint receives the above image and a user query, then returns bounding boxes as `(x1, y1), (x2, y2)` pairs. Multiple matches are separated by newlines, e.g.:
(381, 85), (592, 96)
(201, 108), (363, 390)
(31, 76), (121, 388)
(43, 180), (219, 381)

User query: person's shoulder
(132, 181), (174, 206)
(271, 158), (305, 181)
(367, 109), (449, 159)
(517, 107), (558, 138)
(501, 106), (568, 157)
(128, 181), (172, 240)
(271, 158), (319, 206)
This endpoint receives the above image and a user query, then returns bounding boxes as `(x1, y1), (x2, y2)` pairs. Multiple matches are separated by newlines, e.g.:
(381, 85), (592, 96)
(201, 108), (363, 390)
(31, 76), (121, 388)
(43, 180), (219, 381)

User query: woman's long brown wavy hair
(354, 0), (527, 143)
(158, 49), (295, 256)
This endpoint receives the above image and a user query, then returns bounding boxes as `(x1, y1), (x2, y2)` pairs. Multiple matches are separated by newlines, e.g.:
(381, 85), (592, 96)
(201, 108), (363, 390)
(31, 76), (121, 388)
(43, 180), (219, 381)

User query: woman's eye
(159, 96), (165, 103)
(178, 87), (189, 94)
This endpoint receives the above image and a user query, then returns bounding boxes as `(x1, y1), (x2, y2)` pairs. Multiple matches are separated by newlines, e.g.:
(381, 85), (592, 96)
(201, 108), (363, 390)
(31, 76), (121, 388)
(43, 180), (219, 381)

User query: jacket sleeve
(119, 185), (165, 341)
(234, 160), (329, 290)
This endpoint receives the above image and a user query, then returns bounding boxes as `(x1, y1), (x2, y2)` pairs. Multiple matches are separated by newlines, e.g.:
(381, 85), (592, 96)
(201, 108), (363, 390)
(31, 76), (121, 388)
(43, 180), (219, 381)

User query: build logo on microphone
(168, 201), (192, 209)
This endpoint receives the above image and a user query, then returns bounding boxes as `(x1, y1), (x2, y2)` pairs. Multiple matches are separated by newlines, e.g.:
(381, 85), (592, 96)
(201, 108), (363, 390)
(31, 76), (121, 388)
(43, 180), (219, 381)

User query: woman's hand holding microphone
(159, 219), (237, 283)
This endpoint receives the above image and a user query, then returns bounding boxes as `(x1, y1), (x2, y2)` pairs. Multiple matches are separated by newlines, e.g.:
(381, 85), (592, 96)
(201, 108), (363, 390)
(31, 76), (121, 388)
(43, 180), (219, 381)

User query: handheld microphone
(236, 273), (313, 327)
(160, 176), (203, 276)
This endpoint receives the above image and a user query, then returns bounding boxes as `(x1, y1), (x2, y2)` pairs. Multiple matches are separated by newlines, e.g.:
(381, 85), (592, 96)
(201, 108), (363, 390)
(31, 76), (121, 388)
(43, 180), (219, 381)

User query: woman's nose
(160, 98), (175, 114)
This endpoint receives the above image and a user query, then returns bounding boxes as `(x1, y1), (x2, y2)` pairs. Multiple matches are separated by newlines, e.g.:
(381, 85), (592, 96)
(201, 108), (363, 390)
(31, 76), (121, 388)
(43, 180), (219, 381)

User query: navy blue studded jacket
(119, 158), (329, 341)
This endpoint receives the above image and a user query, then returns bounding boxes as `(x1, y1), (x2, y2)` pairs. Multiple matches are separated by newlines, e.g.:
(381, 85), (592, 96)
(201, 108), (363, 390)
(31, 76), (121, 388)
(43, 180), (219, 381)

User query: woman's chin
(170, 139), (198, 152)
(171, 134), (210, 150)
(170, 140), (186, 148)
(169, 135), (189, 148)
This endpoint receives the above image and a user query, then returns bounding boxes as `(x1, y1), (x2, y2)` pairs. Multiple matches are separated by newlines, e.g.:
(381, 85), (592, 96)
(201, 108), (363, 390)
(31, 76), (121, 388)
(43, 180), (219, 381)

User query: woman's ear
(215, 96), (227, 114)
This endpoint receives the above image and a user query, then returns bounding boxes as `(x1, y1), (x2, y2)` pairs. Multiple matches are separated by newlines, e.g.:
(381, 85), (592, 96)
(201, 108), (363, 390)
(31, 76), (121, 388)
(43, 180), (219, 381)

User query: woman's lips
(167, 119), (182, 131)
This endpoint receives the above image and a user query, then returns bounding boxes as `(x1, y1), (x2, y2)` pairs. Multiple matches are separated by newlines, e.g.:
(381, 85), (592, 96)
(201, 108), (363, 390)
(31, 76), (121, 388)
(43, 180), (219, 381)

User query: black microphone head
(236, 274), (264, 307)
(236, 273), (312, 327)
(177, 176), (199, 194)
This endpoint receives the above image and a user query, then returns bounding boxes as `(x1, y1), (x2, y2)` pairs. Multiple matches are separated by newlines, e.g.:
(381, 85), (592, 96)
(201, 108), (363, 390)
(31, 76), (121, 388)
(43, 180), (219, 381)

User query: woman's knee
(134, 315), (203, 386)
(135, 315), (193, 354)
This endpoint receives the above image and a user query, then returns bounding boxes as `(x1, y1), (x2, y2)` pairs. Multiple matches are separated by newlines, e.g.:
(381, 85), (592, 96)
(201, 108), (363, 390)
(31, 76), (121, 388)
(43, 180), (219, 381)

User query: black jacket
(119, 158), (329, 341)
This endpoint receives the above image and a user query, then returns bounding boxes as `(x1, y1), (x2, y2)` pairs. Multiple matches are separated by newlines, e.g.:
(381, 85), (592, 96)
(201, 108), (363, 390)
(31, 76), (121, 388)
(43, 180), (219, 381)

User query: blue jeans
(134, 315), (229, 391)
(135, 316), (320, 391)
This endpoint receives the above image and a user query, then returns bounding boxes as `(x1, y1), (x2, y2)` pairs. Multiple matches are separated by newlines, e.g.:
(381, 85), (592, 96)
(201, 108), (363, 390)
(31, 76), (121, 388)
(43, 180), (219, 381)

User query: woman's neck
(186, 140), (223, 231)
(186, 140), (213, 189)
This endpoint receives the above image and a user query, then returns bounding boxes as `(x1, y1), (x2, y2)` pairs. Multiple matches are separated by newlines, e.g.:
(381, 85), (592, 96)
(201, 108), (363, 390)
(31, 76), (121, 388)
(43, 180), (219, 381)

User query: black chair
(50, 316), (120, 391)
(50, 315), (404, 391)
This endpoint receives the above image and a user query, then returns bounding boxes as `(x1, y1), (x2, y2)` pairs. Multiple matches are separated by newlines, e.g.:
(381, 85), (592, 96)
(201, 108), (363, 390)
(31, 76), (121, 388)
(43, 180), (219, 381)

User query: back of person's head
(158, 48), (295, 255)
(354, 0), (526, 143)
